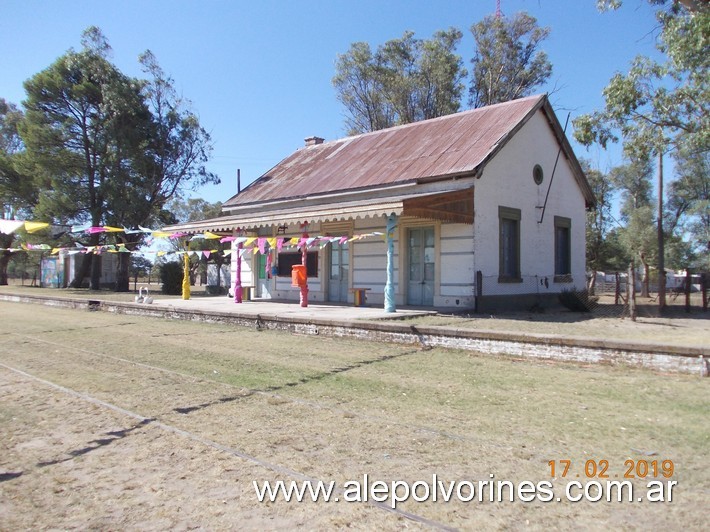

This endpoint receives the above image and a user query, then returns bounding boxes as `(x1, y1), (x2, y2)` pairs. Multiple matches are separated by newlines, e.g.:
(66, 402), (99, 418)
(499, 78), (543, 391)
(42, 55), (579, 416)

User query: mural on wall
(41, 257), (64, 288)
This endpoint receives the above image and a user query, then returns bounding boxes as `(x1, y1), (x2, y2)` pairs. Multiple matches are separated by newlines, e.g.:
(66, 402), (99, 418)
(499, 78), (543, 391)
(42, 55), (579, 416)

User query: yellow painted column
(182, 252), (191, 300)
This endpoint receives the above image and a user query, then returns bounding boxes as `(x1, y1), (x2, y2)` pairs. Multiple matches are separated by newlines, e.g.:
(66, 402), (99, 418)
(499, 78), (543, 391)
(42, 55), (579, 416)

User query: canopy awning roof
(165, 188), (474, 234)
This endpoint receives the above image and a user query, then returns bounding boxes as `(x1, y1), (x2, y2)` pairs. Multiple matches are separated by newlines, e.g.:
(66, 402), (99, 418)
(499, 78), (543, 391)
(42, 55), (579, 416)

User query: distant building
(167, 95), (595, 311)
(207, 263), (231, 293)
(41, 252), (118, 288)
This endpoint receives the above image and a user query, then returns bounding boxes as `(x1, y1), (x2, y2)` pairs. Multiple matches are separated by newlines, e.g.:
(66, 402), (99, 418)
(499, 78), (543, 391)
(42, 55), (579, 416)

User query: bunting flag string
(0, 217), (388, 258)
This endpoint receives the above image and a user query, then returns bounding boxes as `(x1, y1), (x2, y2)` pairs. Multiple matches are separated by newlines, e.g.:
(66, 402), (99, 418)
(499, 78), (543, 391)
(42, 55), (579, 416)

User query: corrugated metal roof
(225, 95), (549, 208)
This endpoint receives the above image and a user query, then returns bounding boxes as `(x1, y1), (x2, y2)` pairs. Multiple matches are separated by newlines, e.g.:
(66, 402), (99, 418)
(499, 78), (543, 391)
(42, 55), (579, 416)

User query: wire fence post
(685, 268), (691, 313)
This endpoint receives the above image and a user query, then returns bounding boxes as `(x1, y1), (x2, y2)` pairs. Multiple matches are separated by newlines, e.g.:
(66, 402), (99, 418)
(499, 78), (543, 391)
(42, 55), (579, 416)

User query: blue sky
(1, 0), (664, 205)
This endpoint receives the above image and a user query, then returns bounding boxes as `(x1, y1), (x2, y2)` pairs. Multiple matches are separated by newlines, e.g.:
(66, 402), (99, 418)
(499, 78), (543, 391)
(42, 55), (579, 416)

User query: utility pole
(657, 151), (666, 311)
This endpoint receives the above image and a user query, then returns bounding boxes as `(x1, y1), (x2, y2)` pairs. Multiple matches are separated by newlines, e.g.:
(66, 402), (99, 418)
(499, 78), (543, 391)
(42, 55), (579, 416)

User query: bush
(558, 290), (596, 312)
(160, 261), (183, 295)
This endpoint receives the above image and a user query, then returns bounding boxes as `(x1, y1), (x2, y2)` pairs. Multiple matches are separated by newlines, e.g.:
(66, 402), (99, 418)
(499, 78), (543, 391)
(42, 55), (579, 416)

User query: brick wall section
(1, 293), (706, 377)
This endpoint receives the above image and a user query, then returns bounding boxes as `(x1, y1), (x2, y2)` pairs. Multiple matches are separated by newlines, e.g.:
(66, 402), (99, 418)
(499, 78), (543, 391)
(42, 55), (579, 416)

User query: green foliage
(619, 204), (659, 265)
(582, 160), (630, 272)
(13, 27), (218, 291)
(0, 98), (24, 155)
(159, 260), (183, 295)
(575, 1), (708, 285)
(611, 155), (654, 221)
(168, 197), (223, 223)
(21, 41), (146, 226)
(1, 99), (39, 285)
(333, 11), (553, 133)
(469, 13), (552, 108)
(573, 1), (709, 157)
(1, 99), (36, 220)
(129, 255), (153, 278)
(667, 146), (709, 267)
(333, 29), (466, 134)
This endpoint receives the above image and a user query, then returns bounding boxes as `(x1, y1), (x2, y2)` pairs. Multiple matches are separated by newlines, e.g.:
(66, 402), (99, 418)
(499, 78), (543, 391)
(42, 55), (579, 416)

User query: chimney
(304, 136), (324, 147)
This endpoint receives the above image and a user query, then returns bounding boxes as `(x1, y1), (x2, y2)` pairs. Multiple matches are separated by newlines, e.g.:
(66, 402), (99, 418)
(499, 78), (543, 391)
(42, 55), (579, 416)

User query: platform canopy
(166, 187), (474, 234)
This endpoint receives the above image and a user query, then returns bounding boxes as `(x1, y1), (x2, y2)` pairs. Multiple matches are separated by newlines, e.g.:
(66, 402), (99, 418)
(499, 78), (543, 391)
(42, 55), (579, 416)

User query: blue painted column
(384, 214), (397, 313)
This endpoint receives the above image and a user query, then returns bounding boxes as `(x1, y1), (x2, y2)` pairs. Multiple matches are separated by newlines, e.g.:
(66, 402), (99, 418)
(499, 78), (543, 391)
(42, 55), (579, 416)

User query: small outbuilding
(168, 94), (595, 311)
(41, 251), (118, 289)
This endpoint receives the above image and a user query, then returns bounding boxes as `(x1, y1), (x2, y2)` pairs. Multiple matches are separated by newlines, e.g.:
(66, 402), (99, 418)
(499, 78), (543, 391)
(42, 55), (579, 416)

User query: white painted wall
(207, 264), (231, 288)
(64, 252), (118, 287)
(227, 110), (588, 307)
(473, 109), (587, 296)
(437, 223), (475, 307)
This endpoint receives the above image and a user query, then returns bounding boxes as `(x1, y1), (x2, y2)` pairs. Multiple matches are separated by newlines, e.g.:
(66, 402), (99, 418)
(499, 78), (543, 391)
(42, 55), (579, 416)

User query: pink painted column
(300, 228), (308, 307)
(234, 240), (243, 303)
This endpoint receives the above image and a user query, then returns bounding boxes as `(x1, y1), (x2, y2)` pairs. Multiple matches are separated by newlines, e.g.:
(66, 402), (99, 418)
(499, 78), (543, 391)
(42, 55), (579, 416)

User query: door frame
(326, 240), (350, 302)
(255, 251), (272, 299)
(400, 219), (440, 307)
(322, 222), (353, 303)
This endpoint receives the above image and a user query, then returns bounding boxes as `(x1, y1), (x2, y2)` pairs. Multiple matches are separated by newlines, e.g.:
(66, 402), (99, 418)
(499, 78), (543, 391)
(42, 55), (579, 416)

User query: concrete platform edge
(1, 292), (706, 377)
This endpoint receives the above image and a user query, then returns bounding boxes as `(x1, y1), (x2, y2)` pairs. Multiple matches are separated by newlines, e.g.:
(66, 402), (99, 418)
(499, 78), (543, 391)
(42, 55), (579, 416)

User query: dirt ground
(396, 308), (709, 349)
(0, 301), (708, 530)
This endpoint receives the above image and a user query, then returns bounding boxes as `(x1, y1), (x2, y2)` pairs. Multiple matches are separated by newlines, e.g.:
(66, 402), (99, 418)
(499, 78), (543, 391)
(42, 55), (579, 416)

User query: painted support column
(384, 214), (397, 312)
(181, 251), (191, 300)
(300, 229), (309, 307)
(234, 241), (243, 303)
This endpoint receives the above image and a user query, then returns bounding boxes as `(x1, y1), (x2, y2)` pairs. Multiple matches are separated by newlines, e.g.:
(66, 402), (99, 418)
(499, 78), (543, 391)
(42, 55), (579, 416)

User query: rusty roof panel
(225, 95), (546, 207)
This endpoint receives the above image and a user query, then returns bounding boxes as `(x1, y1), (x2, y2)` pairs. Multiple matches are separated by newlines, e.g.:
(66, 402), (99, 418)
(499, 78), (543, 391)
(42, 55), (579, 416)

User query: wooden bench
(349, 287), (371, 307)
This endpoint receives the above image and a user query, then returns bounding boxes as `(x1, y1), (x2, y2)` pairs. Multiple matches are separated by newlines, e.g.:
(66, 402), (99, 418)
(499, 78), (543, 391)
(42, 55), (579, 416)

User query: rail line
(0, 360), (456, 531)
(8, 331), (515, 450)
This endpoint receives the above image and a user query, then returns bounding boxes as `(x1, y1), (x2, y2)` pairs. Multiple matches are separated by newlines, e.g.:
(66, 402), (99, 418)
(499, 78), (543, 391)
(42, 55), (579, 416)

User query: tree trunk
(70, 233), (102, 288)
(69, 253), (92, 288)
(115, 252), (130, 292)
(90, 254), (101, 290)
(0, 250), (10, 286)
(639, 252), (650, 298)
(0, 231), (14, 285)
(189, 262), (198, 285)
(587, 270), (597, 295)
(657, 152), (666, 311)
(628, 261), (637, 321)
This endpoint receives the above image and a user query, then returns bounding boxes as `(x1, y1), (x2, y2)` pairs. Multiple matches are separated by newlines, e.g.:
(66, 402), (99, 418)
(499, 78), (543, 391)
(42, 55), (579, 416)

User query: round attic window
(533, 164), (544, 185)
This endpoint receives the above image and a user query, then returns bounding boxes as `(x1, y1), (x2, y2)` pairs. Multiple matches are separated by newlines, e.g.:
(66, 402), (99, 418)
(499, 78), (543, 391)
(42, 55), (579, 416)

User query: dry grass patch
(0, 301), (707, 530)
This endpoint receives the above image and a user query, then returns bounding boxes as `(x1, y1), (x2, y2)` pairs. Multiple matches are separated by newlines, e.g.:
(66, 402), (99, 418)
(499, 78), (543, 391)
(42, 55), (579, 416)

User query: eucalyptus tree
(333, 29), (466, 134)
(573, 0), (709, 306)
(582, 161), (627, 292)
(612, 156), (657, 295)
(468, 12), (552, 108)
(667, 146), (709, 269)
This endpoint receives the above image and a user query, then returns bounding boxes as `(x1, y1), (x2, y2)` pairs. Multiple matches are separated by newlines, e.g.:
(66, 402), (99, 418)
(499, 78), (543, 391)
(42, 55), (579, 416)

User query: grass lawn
(0, 300), (707, 530)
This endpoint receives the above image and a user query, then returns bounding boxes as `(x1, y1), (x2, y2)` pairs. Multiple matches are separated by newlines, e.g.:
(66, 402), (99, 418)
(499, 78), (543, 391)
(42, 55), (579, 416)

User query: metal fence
(475, 269), (709, 319)
(589, 269), (708, 319)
